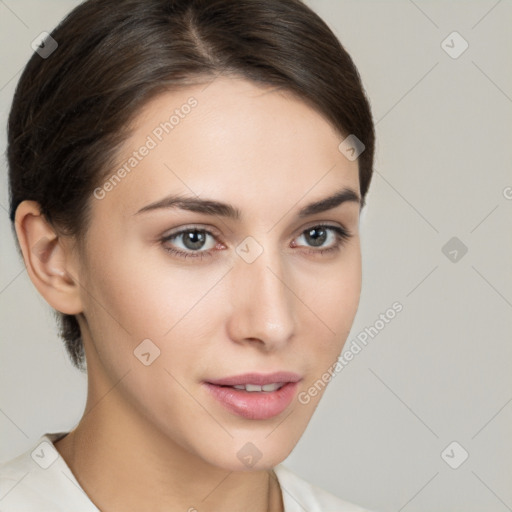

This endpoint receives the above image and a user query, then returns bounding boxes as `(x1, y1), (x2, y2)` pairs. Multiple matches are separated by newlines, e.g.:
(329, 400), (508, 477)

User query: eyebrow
(134, 186), (360, 219)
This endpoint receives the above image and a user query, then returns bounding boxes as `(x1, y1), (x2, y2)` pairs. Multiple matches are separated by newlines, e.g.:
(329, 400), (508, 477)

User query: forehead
(95, 77), (360, 221)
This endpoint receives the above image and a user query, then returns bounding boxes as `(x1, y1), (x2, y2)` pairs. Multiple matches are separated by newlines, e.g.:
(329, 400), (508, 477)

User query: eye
(161, 227), (220, 260)
(292, 224), (352, 255)
(160, 224), (352, 260)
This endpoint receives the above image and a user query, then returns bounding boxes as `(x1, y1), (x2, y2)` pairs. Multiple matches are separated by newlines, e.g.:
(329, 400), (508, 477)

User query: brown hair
(8, 0), (375, 371)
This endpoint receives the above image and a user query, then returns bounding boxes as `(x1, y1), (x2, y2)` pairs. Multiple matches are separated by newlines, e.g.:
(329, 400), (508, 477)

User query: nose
(226, 242), (296, 351)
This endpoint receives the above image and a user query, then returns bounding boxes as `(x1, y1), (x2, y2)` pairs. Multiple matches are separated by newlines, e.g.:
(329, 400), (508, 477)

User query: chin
(189, 421), (308, 472)
(210, 446), (294, 473)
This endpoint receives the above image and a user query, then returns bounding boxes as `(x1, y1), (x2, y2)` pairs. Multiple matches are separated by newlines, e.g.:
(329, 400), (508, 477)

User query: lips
(203, 372), (302, 420)
(206, 371), (302, 387)
(232, 382), (285, 392)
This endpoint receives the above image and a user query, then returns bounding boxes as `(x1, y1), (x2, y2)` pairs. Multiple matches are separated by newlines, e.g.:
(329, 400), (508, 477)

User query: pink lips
(203, 372), (302, 420)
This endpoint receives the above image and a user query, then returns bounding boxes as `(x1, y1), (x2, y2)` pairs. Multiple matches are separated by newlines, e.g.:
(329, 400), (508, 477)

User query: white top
(0, 432), (373, 511)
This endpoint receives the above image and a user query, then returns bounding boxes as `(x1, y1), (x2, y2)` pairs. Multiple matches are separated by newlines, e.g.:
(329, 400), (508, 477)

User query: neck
(53, 376), (283, 512)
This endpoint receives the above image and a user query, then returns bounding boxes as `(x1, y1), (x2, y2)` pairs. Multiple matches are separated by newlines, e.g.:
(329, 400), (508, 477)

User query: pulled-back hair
(8, 0), (375, 371)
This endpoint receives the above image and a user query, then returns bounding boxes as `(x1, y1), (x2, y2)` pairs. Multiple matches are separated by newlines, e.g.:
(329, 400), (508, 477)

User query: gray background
(1, 1), (511, 511)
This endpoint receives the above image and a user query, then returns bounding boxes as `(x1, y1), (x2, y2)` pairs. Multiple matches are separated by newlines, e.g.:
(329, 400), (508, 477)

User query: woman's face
(75, 76), (362, 471)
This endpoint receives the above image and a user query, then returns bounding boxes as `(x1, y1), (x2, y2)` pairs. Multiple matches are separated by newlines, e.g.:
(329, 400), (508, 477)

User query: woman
(1, 0), (375, 510)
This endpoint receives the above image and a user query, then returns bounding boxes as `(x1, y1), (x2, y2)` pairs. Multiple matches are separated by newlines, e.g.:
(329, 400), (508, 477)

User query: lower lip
(203, 382), (299, 420)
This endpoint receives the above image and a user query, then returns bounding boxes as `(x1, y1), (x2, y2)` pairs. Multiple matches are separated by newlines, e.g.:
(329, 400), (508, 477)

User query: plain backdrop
(1, 1), (511, 511)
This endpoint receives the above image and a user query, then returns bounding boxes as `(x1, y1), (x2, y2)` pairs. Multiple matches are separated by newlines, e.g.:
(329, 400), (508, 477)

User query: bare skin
(15, 76), (362, 511)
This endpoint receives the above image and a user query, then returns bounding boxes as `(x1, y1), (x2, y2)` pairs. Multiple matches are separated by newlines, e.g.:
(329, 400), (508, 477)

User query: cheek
(304, 244), (362, 334)
(80, 224), (361, 374)
(75, 231), (362, 467)
(82, 240), (231, 361)
(297, 244), (362, 380)
(84, 233), (361, 351)
(325, 262), (362, 334)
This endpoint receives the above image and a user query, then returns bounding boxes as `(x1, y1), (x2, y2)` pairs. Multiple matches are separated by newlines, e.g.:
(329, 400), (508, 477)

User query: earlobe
(14, 200), (83, 315)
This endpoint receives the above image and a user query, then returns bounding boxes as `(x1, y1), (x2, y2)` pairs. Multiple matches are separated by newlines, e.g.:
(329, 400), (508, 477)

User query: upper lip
(206, 372), (302, 387)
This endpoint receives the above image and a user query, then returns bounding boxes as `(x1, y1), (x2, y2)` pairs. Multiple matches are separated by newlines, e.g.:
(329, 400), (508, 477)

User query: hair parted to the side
(8, 0), (375, 372)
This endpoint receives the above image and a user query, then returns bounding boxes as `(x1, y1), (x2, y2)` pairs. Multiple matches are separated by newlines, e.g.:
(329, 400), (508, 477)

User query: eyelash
(160, 224), (353, 260)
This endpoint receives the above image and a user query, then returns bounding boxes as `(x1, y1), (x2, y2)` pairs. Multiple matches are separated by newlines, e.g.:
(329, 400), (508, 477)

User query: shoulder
(274, 464), (375, 512)
(0, 432), (99, 512)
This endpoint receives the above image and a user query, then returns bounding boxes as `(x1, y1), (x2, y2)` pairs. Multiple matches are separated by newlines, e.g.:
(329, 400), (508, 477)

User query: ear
(14, 200), (83, 315)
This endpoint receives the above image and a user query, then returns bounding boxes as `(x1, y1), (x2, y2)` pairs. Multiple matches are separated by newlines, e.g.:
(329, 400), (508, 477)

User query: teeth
(232, 383), (285, 392)
(261, 383), (284, 392)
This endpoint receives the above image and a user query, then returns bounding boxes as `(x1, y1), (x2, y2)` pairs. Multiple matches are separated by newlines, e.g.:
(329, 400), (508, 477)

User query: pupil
(183, 230), (206, 250)
(306, 227), (326, 247)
